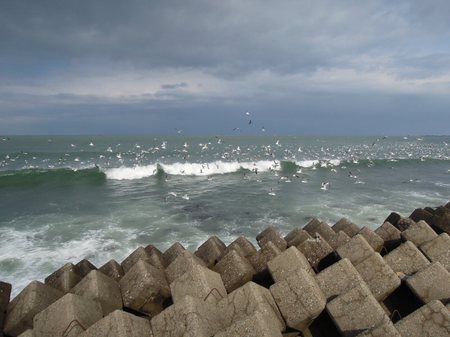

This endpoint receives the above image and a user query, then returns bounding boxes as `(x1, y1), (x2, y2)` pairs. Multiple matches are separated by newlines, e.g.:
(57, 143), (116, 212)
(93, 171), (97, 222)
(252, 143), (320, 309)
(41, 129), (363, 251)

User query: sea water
(0, 135), (449, 295)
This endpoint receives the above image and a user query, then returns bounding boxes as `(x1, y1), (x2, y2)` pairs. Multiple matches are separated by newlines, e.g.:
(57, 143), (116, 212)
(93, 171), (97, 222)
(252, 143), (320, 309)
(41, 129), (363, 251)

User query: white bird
(70, 144), (76, 148)
(245, 111), (250, 116)
(321, 182), (330, 191)
(89, 142), (94, 147)
(181, 194), (190, 200)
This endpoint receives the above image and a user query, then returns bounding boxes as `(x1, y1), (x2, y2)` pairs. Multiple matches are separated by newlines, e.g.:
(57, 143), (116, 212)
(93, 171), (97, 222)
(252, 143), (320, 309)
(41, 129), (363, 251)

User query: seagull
(268, 188), (276, 196)
(181, 194), (190, 200)
(89, 142), (94, 147)
(321, 182), (330, 191)
(261, 126), (266, 132)
(245, 111), (250, 116)
(248, 119), (252, 125)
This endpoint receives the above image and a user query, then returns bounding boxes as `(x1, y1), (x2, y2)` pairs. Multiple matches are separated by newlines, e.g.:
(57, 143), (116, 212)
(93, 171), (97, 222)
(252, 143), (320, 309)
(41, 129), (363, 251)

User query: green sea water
(0, 135), (449, 295)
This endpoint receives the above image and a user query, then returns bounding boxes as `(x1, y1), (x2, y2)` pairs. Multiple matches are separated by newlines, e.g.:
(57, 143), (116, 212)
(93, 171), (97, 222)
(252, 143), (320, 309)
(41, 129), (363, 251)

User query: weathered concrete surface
(215, 312), (283, 337)
(375, 222), (402, 252)
(334, 231), (351, 248)
(33, 293), (103, 337)
(214, 250), (255, 293)
(151, 295), (223, 337)
(270, 269), (326, 330)
(332, 218), (360, 237)
(98, 259), (124, 282)
(78, 309), (153, 337)
(71, 270), (123, 316)
(162, 242), (186, 268)
(268, 246), (315, 282)
(384, 212), (402, 228)
(165, 250), (206, 284)
(223, 236), (257, 259)
(394, 217), (416, 231)
(170, 263), (227, 305)
(401, 220), (438, 247)
(355, 316), (401, 337)
(358, 227), (384, 253)
(17, 329), (34, 337)
(121, 246), (163, 273)
(420, 233), (450, 272)
(119, 260), (170, 316)
(44, 263), (82, 293)
(394, 300), (450, 337)
(384, 241), (430, 277)
(75, 259), (97, 278)
(326, 284), (388, 337)
(248, 241), (281, 274)
(297, 234), (334, 270)
(406, 262), (450, 304)
(315, 258), (366, 301)
(336, 234), (374, 265)
(4, 281), (63, 336)
(218, 281), (285, 332)
(355, 253), (401, 301)
(284, 228), (312, 247)
(256, 226), (287, 251)
(409, 208), (434, 224)
(304, 220), (342, 250)
(194, 236), (225, 267)
(0, 281), (11, 337)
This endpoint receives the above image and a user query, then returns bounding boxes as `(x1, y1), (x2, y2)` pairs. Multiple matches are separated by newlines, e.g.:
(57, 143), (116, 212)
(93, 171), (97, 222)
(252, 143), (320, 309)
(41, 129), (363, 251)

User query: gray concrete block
(194, 236), (225, 267)
(215, 312), (283, 337)
(355, 316), (401, 337)
(33, 293), (103, 337)
(98, 259), (124, 282)
(170, 263), (226, 305)
(406, 262), (450, 304)
(332, 218), (361, 237)
(270, 269), (326, 330)
(70, 270), (123, 316)
(75, 259), (97, 278)
(162, 242), (186, 268)
(214, 250), (255, 293)
(248, 241), (281, 274)
(326, 284), (388, 337)
(119, 260), (170, 316)
(304, 221), (341, 249)
(218, 281), (285, 332)
(268, 246), (315, 282)
(165, 250), (206, 284)
(355, 253), (401, 301)
(384, 241), (430, 277)
(395, 217), (416, 231)
(78, 309), (153, 337)
(284, 228), (312, 247)
(256, 226), (287, 251)
(151, 295), (223, 337)
(401, 220), (438, 247)
(375, 222), (402, 251)
(358, 227), (384, 252)
(297, 234), (334, 269)
(0, 281), (11, 336)
(336, 234), (375, 265)
(121, 246), (163, 273)
(44, 263), (82, 293)
(420, 233), (450, 272)
(334, 230), (351, 248)
(4, 281), (63, 336)
(223, 236), (257, 259)
(17, 329), (34, 337)
(315, 258), (366, 301)
(394, 300), (450, 337)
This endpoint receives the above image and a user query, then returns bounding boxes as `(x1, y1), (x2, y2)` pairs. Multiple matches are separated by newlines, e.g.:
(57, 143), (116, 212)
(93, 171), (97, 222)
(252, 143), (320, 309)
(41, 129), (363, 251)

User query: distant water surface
(0, 135), (449, 295)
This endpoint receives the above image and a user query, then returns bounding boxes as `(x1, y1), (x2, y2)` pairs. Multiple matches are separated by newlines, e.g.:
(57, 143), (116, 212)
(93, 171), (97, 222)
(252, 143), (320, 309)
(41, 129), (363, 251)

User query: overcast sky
(1, 0), (450, 135)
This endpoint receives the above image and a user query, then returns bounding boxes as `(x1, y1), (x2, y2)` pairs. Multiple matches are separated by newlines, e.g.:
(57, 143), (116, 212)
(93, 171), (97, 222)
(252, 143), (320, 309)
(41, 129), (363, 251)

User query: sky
(1, 0), (450, 135)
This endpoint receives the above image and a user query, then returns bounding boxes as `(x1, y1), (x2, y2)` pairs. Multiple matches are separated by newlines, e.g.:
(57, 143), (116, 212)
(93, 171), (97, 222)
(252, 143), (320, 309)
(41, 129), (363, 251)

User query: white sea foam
(105, 164), (158, 180)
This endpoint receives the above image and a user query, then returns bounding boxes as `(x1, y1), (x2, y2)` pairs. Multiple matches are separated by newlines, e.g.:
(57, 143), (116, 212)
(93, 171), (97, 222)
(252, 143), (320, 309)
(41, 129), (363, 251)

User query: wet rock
(165, 250), (206, 284)
(248, 241), (281, 274)
(375, 222), (402, 252)
(70, 270), (122, 316)
(270, 269), (325, 330)
(336, 234), (374, 265)
(215, 312), (283, 337)
(268, 246), (315, 282)
(284, 228), (312, 247)
(384, 212), (401, 227)
(214, 250), (255, 293)
(409, 208), (433, 224)
(406, 262), (450, 304)
(304, 220), (341, 249)
(33, 293), (102, 337)
(357, 227), (384, 252)
(332, 218), (361, 237)
(223, 236), (257, 259)
(420, 233), (450, 272)
(394, 300), (450, 337)
(384, 241), (430, 276)
(170, 263), (226, 305)
(432, 213), (450, 235)
(119, 260), (170, 316)
(75, 259), (97, 278)
(4, 281), (63, 336)
(256, 226), (287, 251)
(315, 258), (366, 301)
(355, 253), (401, 301)
(0, 281), (11, 336)
(151, 295), (224, 337)
(326, 284), (388, 337)
(78, 309), (153, 337)
(162, 242), (186, 268)
(401, 220), (438, 246)
(355, 316), (401, 337)
(194, 236), (226, 267)
(218, 281), (285, 332)
(44, 263), (82, 293)
(98, 259), (124, 282)
(121, 246), (163, 273)
(297, 234), (334, 270)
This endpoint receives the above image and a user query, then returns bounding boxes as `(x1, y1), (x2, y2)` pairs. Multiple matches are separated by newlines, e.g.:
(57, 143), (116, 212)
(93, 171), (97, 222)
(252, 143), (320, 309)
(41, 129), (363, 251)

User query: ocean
(0, 135), (449, 295)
